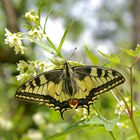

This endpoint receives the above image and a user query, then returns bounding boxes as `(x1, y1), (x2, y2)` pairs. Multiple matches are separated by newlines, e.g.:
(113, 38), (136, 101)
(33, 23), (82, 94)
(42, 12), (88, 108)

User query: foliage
(1, 7), (140, 140)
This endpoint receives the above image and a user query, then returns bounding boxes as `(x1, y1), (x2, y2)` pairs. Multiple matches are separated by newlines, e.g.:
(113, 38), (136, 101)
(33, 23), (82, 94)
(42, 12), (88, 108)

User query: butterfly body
(63, 62), (78, 96)
(16, 61), (125, 119)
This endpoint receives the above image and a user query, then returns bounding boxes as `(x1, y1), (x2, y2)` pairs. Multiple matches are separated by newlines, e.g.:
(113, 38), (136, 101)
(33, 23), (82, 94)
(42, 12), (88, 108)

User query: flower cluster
(28, 27), (46, 40)
(114, 97), (136, 115)
(0, 115), (13, 130)
(33, 112), (46, 126)
(5, 10), (47, 55)
(25, 10), (39, 23)
(16, 60), (48, 81)
(22, 129), (43, 140)
(116, 122), (129, 129)
(5, 29), (25, 54)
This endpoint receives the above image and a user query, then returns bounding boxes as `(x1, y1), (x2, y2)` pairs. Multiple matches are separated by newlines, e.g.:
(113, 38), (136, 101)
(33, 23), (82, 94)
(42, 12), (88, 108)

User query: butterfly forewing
(16, 69), (72, 112)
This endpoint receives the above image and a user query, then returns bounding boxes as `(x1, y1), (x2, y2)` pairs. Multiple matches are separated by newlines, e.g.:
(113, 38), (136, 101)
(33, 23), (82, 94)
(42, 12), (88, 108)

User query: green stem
(130, 116), (140, 139)
(112, 63), (140, 139)
(128, 58), (140, 139)
(109, 131), (117, 140)
(129, 57), (139, 116)
(115, 83), (140, 139)
(130, 66), (133, 116)
(111, 90), (129, 115)
(115, 89), (131, 115)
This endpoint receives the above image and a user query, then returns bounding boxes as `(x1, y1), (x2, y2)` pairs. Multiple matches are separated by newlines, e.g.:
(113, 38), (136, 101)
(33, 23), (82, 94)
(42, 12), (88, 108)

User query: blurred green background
(0, 0), (140, 140)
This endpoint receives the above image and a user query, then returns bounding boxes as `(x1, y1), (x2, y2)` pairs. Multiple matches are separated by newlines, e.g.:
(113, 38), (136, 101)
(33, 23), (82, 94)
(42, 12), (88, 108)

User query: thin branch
(2, 0), (18, 32)
(111, 90), (129, 115)
(129, 57), (138, 116)
(115, 89), (131, 115)
(130, 116), (140, 139)
(109, 131), (117, 140)
(130, 66), (133, 116)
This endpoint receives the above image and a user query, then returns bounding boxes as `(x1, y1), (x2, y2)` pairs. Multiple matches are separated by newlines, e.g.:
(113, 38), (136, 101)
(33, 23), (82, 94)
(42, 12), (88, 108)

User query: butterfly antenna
(68, 47), (77, 60)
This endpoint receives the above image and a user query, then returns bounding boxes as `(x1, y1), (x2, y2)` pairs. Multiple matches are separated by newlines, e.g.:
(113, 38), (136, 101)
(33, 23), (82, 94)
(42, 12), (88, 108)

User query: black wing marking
(72, 66), (125, 113)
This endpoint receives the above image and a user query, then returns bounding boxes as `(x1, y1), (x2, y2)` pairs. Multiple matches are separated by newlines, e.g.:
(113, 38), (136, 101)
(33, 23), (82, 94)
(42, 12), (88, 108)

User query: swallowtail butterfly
(16, 62), (125, 119)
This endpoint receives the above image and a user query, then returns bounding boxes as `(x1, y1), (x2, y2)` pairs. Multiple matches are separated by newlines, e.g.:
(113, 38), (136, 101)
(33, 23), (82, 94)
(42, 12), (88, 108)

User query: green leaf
(109, 54), (120, 64)
(126, 135), (137, 140)
(23, 24), (33, 30)
(46, 36), (63, 58)
(98, 51), (120, 64)
(35, 40), (54, 53)
(86, 115), (120, 131)
(38, 2), (41, 20)
(57, 20), (73, 52)
(45, 119), (88, 140)
(43, 8), (52, 33)
(102, 62), (116, 68)
(98, 50), (110, 59)
(85, 46), (99, 65)
(135, 44), (140, 56)
(12, 106), (25, 128)
(121, 48), (136, 57)
(45, 115), (120, 140)
(100, 116), (120, 131)
(36, 6), (41, 26)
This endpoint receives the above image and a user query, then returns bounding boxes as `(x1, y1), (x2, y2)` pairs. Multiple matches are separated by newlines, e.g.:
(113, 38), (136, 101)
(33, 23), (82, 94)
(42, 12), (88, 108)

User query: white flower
(16, 60), (51, 81)
(17, 60), (28, 73)
(25, 10), (39, 23)
(28, 61), (38, 70)
(0, 116), (13, 130)
(114, 97), (136, 115)
(16, 60), (39, 81)
(14, 45), (25, 54)
(5, 29), (22, 47)
(5, 28), (25, 54)
(38, 61), (47, 72)
(116, 122), (128, 129)
(16, 73), (26, 81)
(33, 112), (46, 126)
(28, 27), (45, 40)
(24, 129), (43, 140)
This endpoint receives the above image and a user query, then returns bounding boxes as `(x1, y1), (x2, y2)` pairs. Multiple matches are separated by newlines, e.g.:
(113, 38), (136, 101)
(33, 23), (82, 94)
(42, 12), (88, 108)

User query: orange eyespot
(69, 98), (78, 109)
